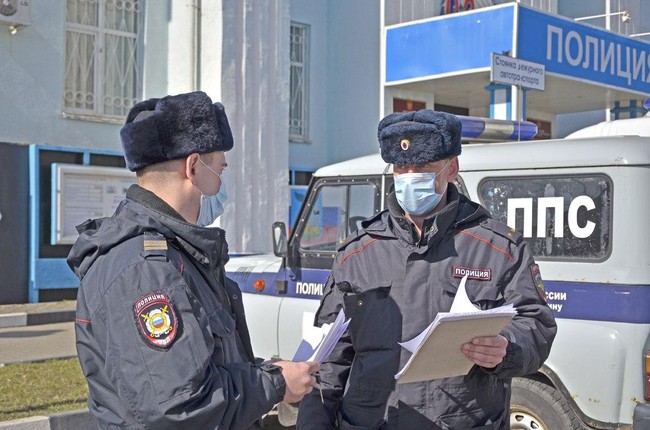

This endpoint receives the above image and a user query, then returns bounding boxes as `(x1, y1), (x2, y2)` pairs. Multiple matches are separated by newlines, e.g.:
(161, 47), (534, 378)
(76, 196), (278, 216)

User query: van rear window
(478, 175), (612, 261)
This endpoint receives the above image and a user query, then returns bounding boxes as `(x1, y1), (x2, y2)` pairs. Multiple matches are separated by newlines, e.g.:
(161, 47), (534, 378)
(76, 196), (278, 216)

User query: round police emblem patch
(134, 292), (178, 349)
(530, 264), (547, 303)
(400, 138), (410, 151)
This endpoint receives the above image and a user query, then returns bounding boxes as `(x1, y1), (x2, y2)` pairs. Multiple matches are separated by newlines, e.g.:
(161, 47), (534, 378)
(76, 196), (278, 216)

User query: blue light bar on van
(458, 116), (538, 142)
(643, 97), (650, 110)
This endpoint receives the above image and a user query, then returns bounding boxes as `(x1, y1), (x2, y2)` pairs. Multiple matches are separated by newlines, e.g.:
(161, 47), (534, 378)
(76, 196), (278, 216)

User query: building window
(64, 0), (144, 122)
(434, 103), (469, 116)
(528, 118), (552, 139)
(393, 98), (426, 112)
(289, 169), (314, 186)
(290, 22), (309, 142)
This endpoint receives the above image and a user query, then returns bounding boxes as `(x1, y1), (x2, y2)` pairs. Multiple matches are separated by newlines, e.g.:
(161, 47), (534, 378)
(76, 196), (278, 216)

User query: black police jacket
(67, 185), (285, 429)
(297, 184), (557, 429)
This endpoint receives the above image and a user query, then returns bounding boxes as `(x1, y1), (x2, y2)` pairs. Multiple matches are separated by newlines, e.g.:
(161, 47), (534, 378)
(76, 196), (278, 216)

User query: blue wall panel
(385, 6), (514, 82)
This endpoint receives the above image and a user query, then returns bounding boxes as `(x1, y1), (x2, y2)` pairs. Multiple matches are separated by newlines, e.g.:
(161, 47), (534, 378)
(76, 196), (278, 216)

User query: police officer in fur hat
(68, 91), (318, 429)
(298, 109), (556, 429)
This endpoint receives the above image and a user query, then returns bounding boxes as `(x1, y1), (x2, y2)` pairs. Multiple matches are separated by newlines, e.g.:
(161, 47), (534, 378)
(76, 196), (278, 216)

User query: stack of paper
(395, 275), (517, 384)
(293, 309), (350, 363)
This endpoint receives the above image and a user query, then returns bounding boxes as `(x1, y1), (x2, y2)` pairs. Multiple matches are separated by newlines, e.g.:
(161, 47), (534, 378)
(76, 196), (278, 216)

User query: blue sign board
(517, 6), (650, 94)
(385, 5), (514, 82)
(385, 3), (650, 95)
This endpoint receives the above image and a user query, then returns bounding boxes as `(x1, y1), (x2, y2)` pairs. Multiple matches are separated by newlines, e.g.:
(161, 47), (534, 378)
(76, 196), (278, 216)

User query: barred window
(64, 0), (143, 122)
(290, 22), (309, 142)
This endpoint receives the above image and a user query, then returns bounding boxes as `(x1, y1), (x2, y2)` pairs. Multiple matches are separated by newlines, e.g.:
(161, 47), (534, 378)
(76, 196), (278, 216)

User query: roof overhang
(384, 4), (650, 115)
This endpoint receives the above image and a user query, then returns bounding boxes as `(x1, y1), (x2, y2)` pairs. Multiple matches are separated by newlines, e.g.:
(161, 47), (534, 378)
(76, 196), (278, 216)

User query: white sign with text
(491, 53), (546, 91)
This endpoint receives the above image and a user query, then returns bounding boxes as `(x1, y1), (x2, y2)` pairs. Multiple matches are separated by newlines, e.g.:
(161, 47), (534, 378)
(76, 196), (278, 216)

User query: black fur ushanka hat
(378, 109), (462, 165)
(120, 91), (233, 171)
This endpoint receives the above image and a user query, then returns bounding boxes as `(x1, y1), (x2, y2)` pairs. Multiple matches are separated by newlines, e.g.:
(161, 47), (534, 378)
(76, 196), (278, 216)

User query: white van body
(226, 120), (650, 429)
(566, 114), (650, 139)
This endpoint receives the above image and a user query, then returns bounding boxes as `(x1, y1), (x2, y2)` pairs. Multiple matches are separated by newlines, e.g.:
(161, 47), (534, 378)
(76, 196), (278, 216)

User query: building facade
(0, 0), (647, 302)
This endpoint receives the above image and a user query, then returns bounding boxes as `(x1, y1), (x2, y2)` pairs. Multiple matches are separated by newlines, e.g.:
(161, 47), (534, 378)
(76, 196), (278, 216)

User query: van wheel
(510, 377), (582, 430)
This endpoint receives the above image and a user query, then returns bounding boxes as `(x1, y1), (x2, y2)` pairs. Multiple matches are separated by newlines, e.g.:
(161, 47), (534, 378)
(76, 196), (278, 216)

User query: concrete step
(0, 409), (97, 430)
(0, 302), (76, 329)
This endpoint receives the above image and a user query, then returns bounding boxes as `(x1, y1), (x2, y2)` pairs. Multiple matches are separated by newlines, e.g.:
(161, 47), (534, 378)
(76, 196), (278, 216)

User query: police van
(226, 116), (650, 429)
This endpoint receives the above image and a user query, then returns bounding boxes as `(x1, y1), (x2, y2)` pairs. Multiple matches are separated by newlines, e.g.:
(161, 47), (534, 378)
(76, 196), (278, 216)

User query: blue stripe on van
(543, 281), (650, 324)
(228, 268), (330, 299)
(228, 268), (650, 324)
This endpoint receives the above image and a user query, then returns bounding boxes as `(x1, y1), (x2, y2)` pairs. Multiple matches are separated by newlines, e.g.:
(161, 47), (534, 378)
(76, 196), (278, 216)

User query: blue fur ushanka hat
(378, 109), (462, 165)
(120, 91), (233, 171)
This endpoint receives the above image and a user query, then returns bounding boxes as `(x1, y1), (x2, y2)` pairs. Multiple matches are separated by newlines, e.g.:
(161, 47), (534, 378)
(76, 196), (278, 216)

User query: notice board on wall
(52, 163), (136, 245)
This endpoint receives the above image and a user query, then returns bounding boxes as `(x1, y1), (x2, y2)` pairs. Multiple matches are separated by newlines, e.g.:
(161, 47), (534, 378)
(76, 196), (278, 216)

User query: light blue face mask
(393, 161), (450, 217)
(196, 159), (228, 227)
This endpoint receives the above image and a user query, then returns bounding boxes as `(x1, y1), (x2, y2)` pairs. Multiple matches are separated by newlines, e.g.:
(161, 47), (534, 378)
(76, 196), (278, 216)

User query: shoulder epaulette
(337, 228), (367, 251)
(480, 219), (522, 244)
(337, 211), (386, 251)
(142, 231), (168, 261)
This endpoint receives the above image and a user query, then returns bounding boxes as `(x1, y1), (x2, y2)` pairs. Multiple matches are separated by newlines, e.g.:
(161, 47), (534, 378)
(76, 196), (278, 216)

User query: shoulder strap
(479, 219), (522, 244)
(142, 231), (169, 261)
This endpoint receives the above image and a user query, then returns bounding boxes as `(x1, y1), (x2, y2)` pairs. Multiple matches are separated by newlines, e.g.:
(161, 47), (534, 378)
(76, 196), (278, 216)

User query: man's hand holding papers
(395, 275), (517, 383)
(292, 309), (350, 404)
(461, 332), (509, 369)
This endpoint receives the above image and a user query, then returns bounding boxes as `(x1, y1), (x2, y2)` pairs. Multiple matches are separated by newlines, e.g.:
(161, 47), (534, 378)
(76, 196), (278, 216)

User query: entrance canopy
(384, 4), (650, 115)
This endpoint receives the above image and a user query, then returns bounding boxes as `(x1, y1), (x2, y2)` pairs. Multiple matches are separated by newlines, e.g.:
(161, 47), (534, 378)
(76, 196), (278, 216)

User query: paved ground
(0, 301), (76, 329)
(0, 322), (76, 365)
(0, 300), (77, 364)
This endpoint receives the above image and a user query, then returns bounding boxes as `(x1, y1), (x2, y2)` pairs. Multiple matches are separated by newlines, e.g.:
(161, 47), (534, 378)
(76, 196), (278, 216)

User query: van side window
(478, 175), (612, 261)
(298, 181), (378, 255)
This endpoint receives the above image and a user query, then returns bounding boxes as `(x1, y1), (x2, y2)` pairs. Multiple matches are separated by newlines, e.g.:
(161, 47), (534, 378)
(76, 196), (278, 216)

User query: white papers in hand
(395, 275), (517, 383)
(292, 309), (349, 363)
(449, 272), (483, 313)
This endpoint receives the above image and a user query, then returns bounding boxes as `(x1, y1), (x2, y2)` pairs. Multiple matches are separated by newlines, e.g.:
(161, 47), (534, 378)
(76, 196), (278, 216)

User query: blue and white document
(293, 309), (350, 363)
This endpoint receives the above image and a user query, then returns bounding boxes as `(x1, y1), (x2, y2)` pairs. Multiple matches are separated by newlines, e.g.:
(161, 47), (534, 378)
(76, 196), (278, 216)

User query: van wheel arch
(510, 376), (583, 430)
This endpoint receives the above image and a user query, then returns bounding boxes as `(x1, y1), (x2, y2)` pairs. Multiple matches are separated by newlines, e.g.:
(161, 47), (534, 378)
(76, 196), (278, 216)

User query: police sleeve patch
(134, 292), (179, 349)
(530, 264), (547, 303)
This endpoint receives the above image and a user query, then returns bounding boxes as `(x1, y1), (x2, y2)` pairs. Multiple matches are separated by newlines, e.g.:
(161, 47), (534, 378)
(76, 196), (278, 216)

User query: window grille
(64, 0), (143, 122)
(290, 22), (309, 142)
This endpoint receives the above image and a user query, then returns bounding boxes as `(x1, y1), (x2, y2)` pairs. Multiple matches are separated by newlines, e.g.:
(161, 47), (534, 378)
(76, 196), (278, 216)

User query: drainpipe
(190, 0), (202, 90)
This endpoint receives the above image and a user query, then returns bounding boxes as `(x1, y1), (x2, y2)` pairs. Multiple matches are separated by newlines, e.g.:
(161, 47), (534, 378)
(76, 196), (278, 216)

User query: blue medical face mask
(393, 161), (450, 217)
(195, 159), (228, 227)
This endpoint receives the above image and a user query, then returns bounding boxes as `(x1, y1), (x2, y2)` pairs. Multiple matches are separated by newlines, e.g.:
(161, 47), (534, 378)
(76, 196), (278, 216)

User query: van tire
(510, 377), (582, 430)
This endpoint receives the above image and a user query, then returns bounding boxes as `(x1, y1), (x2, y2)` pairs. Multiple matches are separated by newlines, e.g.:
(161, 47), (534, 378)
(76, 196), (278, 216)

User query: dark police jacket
(67, 185), (285, 429)
(297, 184), (557, 430)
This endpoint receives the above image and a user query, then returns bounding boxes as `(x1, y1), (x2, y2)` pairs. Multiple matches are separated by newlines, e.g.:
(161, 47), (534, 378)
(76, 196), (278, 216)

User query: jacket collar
(126, 185), (228, 269)
(386, 183), (479, 248)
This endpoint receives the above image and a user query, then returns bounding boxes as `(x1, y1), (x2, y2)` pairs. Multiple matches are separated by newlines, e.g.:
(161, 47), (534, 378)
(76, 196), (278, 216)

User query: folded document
(395, 275), (517, 384)
(293, 309), (350, 363)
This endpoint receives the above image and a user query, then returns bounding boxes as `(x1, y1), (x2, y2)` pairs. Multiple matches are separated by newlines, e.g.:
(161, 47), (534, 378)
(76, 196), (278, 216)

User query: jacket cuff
(259, 363), (286, 402)
(480, 340), (521, 377)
